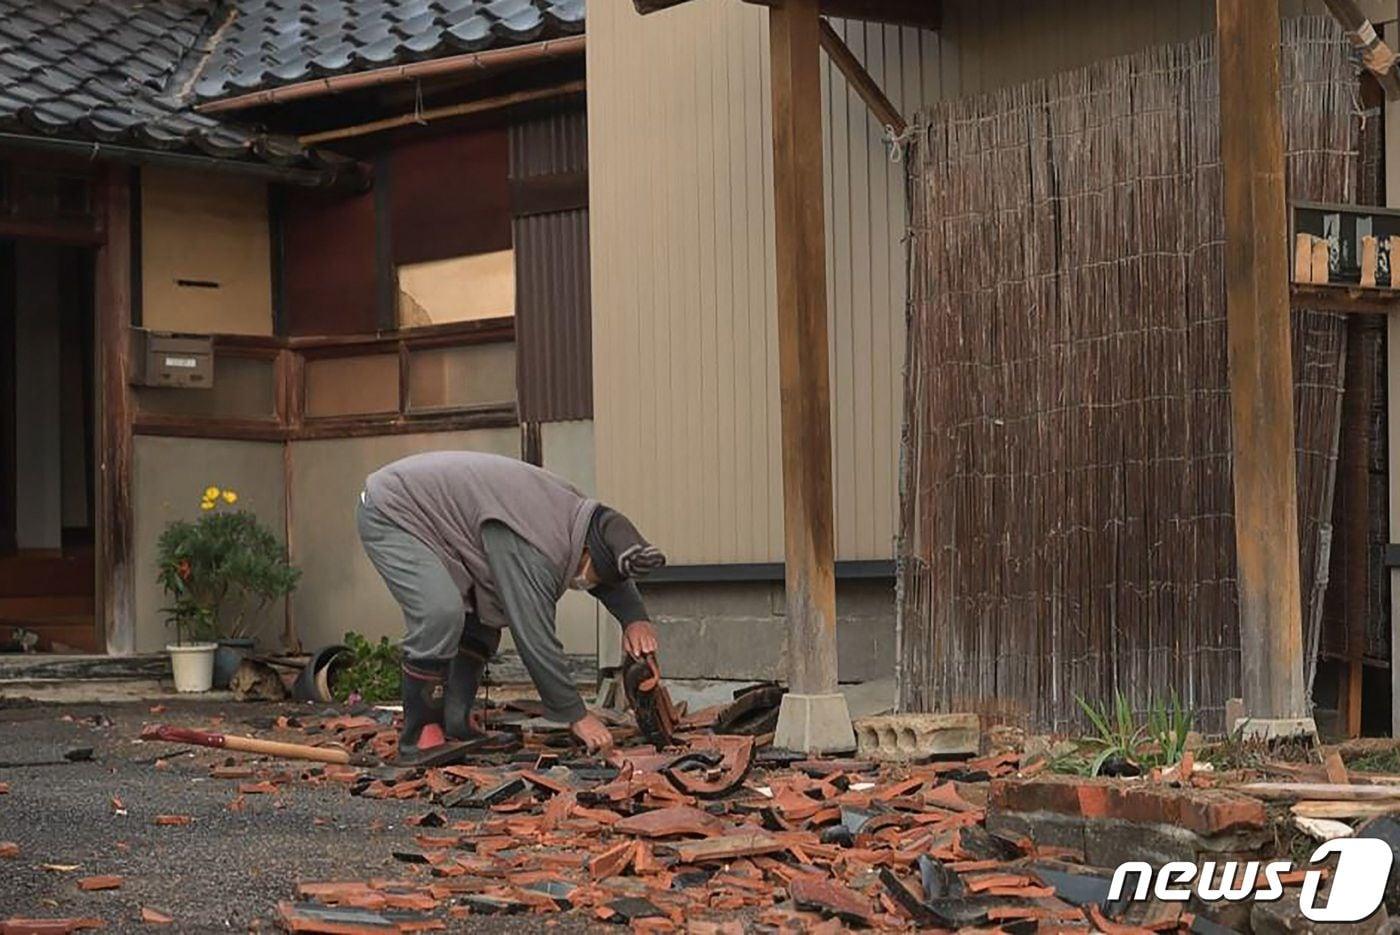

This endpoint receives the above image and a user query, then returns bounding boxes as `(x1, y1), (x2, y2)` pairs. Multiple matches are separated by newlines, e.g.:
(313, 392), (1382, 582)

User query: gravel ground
(0, 699), (601, 933)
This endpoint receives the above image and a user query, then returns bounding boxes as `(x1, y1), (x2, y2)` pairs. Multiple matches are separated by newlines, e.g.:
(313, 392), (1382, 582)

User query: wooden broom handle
(142, 724), (355, 765)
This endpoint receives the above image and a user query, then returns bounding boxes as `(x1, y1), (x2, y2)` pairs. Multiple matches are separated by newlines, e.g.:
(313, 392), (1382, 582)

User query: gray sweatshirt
(365, 451), (596, 629)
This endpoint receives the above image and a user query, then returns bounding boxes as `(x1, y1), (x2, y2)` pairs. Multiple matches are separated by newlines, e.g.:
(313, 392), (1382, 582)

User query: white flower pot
(167, 642), (217, 693)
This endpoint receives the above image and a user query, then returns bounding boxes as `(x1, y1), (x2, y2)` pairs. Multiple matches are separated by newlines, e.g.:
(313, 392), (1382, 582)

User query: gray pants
(356, 496), (586, 723)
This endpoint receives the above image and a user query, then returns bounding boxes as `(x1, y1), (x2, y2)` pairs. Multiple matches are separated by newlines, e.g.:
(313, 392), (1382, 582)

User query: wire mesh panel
(897, 18), (1357, 732)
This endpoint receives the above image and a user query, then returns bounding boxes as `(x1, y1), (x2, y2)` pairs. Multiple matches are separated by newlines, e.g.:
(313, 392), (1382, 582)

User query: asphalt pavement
(0, 698), (595, 933)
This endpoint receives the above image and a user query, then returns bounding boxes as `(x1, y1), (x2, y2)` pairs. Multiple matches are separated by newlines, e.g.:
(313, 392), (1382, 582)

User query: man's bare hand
(570, 712), (614, 754)
(621, 620), (659, 659)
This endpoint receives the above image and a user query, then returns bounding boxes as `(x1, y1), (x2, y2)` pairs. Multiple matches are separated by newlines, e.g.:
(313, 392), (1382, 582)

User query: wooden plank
(1242, 782), (1400, 801)
(95, 167), (136, 655)
(1217, 0), (1307, 720)
(1292, 283), (1400, 315)
(1321, 0), (1400, 97)
(0, 595), (95, 618)
(1384, 20), (1400, 740)
(1293, 800), (1400, 819)
(0, 241), (13, 553)
(1324, 751), (1352, 785)
(769, 0), (840, 697)
(819, 19), (907, 133)
(1340, 319), (1375, 738)
(670, 831), (784, 863)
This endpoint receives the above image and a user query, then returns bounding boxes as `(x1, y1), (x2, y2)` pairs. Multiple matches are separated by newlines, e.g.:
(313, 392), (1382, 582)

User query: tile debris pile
(15, 699), (1400, 933)
(117, 697), (1337, 934)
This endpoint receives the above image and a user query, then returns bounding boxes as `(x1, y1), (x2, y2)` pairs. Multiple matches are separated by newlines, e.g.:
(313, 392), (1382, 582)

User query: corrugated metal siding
(589, 0), (922, 564)
(510, 107), (589, 177)
(514, 208), (592, 421)
(511, 108), (592, 422)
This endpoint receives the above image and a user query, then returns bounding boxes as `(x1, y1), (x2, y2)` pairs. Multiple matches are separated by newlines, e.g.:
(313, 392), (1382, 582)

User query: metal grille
(897, 17), (1358, 732)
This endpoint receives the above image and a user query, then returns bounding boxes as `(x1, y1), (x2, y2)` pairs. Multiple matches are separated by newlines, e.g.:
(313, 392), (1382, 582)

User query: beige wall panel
(132, 436), (286, 652)
(408, 342), (517, 411)
(304, 354), (399, 417)
(399, 250), (516, 327)
(287, 429), (518, 652)
(541, 419), (600, 658)
(140, 167), (273, 336)
(135, 355), (277, 419)
(589, 1), (920, 564)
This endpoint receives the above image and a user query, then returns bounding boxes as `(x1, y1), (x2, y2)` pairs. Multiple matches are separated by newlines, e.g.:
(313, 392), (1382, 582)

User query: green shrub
(333, 632), (402, 703)
(157, 485), (300, 645)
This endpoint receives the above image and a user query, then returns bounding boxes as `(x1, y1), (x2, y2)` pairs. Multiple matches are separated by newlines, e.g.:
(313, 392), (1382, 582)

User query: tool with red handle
(140, 724), (381, 766)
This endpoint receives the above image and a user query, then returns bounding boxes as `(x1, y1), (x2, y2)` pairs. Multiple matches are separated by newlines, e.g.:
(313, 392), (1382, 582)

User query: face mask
(569, 574), (592, 591)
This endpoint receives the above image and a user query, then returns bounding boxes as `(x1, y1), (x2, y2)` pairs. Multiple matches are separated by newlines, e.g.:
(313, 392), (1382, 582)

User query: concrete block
(984, 809), (1086, 857)
(1251, 885), (1389, 933)
(990, 775), (1267, 835)
(852, 712), (978, 761)
(773, 693), (856, 754)
(1224, 697), (1246, 731)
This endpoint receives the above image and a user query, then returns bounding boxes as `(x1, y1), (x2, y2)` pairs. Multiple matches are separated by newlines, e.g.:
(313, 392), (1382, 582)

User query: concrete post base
(1231, 716), (1318, 743)
(773, 692), (856, 754)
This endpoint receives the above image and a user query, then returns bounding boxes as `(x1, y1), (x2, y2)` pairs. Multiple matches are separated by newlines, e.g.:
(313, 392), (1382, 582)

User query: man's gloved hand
(570, 711), (615, 754)
(621, 620), (659, 659)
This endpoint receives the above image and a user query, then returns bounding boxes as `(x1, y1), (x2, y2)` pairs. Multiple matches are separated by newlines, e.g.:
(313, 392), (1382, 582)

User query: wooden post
(95, 167), (136, 655)
(768, 0), (840, 701)
(1340, 319), (1374, 738)
(1384, 21), (1400, 739)
(1217, 0), (1307, 721)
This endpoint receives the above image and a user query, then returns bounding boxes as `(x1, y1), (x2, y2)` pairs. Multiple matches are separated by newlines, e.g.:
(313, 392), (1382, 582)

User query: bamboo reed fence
(897, 17), (1359, 731)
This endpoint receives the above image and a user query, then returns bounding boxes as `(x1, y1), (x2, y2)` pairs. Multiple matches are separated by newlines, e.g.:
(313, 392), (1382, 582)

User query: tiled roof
(0, 0), (347, 172)
(0, 0), (586, 176)
(192, 0), (586, 102)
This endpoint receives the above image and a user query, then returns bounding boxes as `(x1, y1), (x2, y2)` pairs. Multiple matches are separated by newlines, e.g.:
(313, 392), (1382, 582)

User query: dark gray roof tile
(196, 0), (584, 101)
(0, 0), (357, 181)
(0, 0), (585, 183)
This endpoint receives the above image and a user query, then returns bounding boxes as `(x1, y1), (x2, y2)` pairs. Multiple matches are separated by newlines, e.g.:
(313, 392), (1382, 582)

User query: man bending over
(357, 451), (665, 765)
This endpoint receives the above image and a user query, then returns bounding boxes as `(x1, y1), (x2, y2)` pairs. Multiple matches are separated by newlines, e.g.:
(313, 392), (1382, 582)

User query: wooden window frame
(131, 317), (517, 442)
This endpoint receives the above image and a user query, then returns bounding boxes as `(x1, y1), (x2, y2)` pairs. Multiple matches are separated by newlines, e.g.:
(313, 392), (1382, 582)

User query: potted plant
(161, 601), (217, 692)
(157, 485), (301, 691)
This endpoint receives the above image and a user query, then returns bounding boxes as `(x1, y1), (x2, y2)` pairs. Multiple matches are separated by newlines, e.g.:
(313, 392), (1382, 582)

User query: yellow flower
(222, 490), (238, 505)
(203, 486), (221, 501)
(200, 500), (216, 511)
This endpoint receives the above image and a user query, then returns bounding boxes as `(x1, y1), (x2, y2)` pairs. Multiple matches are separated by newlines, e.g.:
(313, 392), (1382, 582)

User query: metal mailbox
(132, 330), (214, 389)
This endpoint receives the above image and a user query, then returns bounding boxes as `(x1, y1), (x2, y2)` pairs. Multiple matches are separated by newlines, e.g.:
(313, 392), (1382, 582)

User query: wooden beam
(1340, 319), (1377, 738)
(94, 168), (136, 655)
(768, 0), (839, 697)
(1217, 0), (1308, 721)
(297, 80), (587, 146)
(818, 19), (907, 134)
(1322, 0), (1400, 98)
(636, 0), (940, 30)
(1292, 282), (1400, 314)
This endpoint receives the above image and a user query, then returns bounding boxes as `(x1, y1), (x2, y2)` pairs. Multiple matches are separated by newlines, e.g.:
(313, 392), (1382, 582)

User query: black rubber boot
(444, 640), (490, 741)
(391, 661), (468, 767)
